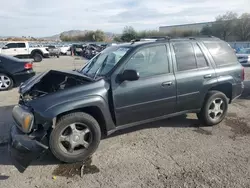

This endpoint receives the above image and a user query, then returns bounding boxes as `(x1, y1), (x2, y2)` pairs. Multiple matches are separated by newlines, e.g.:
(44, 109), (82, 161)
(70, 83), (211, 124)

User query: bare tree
(235, 13), (250, 41)
(212, 11), (238, 40)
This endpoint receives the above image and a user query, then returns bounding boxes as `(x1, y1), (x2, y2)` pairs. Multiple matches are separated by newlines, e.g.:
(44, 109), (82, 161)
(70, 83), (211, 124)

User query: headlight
(12, 105), (34, 133)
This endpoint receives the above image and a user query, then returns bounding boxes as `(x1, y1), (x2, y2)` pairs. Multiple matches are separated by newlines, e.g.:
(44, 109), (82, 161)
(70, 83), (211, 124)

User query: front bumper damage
(9, 125), (48, 173)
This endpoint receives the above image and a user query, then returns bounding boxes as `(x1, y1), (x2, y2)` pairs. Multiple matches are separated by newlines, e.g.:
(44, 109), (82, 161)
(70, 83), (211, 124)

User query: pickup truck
(0, 42), (49, 62)
(9, 37), (244, 172)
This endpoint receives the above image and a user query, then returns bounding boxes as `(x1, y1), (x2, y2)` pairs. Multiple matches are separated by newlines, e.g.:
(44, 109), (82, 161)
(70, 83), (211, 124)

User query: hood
(19, 70), (93, 98)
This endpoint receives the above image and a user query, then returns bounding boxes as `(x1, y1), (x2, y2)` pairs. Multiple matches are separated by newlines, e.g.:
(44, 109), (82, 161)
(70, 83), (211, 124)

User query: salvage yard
(0, 57), (250, 188)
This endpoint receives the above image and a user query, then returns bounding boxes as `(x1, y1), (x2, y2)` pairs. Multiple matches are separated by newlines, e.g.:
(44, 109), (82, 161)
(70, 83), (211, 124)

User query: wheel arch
(31, 49), (43, 57)
(208, 83), (232, 103)
(39, 96), (116, 136)
(56, 106), (107, 136)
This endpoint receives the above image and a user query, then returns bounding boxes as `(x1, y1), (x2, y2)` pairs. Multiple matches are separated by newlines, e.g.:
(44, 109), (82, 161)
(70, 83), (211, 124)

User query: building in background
(159, 22), (213, 33)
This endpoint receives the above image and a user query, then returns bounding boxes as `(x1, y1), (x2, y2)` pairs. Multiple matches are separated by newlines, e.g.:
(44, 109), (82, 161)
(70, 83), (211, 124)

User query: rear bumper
(9, 125), (48, 173)
(12, 70), (35, 86)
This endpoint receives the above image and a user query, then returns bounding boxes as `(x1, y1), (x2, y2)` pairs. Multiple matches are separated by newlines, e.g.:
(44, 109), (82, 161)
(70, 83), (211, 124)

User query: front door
(111, 44), (177, 126)
(1, 43), (18, 56)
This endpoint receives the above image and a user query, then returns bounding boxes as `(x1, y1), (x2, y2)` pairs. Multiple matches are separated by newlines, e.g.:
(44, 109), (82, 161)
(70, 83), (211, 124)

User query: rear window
(203, 41), (238, 66)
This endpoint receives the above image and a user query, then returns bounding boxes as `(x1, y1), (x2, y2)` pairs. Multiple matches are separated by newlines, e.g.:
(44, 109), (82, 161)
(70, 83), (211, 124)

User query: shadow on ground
(0, 105), (15, 144)
(0, 112), (203, 168)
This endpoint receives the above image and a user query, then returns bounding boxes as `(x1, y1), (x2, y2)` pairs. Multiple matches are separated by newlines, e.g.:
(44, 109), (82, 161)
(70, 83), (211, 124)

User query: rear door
(1, 43), (18, 56)
(16, 43), (29, 56)
(171, 41), (217, 112)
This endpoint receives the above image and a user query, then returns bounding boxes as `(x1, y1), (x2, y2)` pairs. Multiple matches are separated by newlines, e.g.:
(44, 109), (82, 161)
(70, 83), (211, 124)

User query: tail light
(242, 66), (245, 81)
(24, 62), (33, 69)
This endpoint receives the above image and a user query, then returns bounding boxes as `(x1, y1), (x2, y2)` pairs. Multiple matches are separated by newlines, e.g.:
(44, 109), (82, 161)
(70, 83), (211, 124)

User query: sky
(1, 0), (250, 37)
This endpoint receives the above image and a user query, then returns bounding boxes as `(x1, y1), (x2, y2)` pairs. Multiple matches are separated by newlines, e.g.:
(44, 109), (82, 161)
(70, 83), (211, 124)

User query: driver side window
(6, 43), (17, 49)
(124, 45), (169, 78)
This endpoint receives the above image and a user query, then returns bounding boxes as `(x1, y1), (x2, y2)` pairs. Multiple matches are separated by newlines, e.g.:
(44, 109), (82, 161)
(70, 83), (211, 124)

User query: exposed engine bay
(20, 70), (89, 101)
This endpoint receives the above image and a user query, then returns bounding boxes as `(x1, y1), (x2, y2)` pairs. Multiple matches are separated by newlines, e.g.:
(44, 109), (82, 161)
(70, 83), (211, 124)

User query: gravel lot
(0, 57), (250, 188)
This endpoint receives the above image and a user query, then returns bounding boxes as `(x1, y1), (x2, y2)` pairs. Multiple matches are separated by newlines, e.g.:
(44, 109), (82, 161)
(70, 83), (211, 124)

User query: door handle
(204, 74), (212, 78)
(162, 81), (172, 86)
(14, 49), (16, 51)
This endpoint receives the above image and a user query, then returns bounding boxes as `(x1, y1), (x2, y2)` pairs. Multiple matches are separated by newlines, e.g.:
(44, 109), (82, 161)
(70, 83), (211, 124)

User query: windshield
(238, 48), (250, 54)
(81, 46), (130, 78)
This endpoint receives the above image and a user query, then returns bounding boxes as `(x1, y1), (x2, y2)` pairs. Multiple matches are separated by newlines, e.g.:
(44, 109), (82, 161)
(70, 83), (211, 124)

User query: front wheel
(197, 91), (228, 126)
(49, 112), (101, 163)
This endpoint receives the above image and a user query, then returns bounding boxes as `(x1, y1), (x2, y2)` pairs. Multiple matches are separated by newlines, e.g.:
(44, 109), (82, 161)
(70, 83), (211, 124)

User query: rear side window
(17, 43), (26, 48)
(173, 42), (197, 71)
(193, 43), (208, 68)
(203, 41), (238, 66)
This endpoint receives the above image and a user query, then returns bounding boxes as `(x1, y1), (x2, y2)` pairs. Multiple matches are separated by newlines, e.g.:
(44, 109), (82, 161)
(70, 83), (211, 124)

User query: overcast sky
(1, 0), (250, 37)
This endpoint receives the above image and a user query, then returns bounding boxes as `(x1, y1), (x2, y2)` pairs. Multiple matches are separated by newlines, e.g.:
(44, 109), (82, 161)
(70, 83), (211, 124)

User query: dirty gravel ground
(0, 57), (250, 188)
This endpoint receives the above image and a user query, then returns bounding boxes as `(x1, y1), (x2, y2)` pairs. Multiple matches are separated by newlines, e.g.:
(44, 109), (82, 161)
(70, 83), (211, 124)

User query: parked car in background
(0, 55), (35, 91)
(59, 45), (70, 55)
(0, 42), (49, 62)
(236, 48), (250, 66)
(46, 45), (60, 58)
(9, 37), (244, 172)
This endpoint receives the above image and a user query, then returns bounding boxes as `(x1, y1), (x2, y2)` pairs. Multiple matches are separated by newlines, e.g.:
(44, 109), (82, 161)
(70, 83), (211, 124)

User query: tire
(49, 112), (101, 163)
(0, 73), (14, 91)
(57, 55), (59, 58)
(197, 91), (228, 126)
(33, 53), (43, 62)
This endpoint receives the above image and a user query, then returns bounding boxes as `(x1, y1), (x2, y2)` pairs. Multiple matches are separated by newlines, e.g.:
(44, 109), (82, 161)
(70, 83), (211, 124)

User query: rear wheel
(49, 112), (101, 163)
(0, 73), (13, 91)
(197, 91), (228, 126)
(33, 53), (43, 62)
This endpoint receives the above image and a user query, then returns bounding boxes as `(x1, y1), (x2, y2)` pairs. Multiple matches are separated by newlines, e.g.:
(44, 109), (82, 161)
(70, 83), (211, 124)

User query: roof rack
(188, 35), (215, 40)
(130, 36), (171, 44)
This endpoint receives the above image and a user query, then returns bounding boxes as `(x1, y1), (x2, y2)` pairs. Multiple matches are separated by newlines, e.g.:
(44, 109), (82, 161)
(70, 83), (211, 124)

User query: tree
(235, 13), (250, 41)
(200, 25), (213, 35)
(120, 26), (137, 42)
(212, 11), (238, 40)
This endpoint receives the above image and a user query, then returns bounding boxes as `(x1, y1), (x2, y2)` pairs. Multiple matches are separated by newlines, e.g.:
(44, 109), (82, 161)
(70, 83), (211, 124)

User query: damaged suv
(9, 37), (244, 172)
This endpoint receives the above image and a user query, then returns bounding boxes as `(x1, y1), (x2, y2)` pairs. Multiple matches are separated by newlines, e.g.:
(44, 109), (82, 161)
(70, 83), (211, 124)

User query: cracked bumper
(8, 125), (48, 173)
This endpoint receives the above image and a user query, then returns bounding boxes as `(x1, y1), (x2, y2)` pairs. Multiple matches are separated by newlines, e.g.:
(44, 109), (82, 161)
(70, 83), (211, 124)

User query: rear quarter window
(203, 41), (238, 66)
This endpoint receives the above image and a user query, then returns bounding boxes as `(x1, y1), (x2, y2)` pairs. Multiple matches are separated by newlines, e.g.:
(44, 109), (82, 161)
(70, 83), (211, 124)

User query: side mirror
(2, 46), (8, 49)
(119, 69), (139, 82)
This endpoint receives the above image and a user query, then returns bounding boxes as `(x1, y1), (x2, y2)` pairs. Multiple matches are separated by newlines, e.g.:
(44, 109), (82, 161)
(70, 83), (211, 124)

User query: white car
(0, 42), (49, 62)
(236, 48), (250, 66)
(59, 45), (70, 55)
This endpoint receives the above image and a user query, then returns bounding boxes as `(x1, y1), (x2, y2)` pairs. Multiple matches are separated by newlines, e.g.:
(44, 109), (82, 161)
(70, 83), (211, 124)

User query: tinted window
(17, 43), (26, 48)
(6, 43), (17, 48)
(193, 43), (208, 68)
(125, 45), (169, 78)
(203, 41), (238, 66)
(173, 42), (197, 71)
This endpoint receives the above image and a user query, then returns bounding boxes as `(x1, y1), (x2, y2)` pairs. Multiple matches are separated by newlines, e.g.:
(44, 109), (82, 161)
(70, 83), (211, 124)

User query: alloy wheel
(58, 122), (92, 155)
(208, 98), (225, 120)
(0, 75), (11, 90)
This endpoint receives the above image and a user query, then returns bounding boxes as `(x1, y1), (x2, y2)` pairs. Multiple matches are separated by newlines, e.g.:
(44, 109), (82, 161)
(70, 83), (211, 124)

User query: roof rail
(130, 36), (171, 44)
(188, 35), (215, 40)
